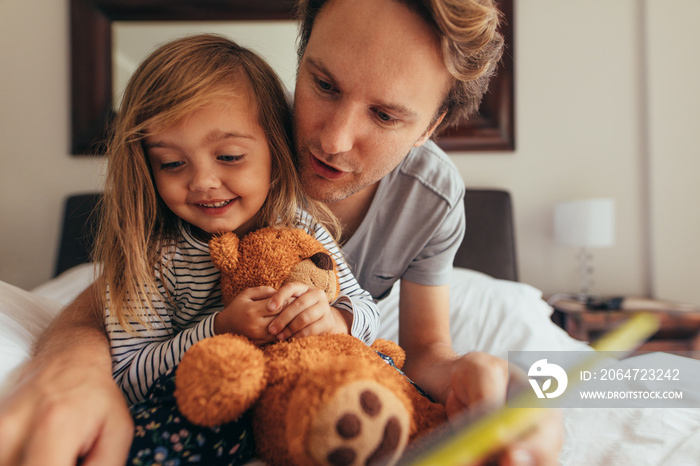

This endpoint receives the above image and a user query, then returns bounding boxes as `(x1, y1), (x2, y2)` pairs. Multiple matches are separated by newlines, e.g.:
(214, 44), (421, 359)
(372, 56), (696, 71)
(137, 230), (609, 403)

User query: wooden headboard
(55, 189), (518, 281)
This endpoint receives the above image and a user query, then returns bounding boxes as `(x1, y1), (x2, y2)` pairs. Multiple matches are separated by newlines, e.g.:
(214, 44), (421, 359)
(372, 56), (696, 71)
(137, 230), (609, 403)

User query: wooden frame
(70, 0), (514, 154)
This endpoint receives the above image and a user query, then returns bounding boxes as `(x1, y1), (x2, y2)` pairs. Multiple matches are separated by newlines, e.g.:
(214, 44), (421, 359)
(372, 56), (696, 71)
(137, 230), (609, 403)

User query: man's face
(293, 0), (452, 204)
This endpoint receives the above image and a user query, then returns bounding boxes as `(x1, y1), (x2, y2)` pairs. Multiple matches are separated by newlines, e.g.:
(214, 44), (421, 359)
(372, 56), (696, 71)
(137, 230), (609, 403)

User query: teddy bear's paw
(175, 334), (266, 427)
(307, 380), (410, 466)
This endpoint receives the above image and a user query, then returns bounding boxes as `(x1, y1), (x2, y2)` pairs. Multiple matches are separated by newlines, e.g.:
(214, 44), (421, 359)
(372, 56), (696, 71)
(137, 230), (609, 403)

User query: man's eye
(218, 155), (244, 162)
(316, 77), (334, 92)
(372, 108), (397, 125)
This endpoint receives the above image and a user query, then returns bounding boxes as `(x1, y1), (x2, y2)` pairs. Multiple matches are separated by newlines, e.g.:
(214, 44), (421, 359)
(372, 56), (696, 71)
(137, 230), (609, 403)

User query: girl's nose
(189, 166), (221, 192)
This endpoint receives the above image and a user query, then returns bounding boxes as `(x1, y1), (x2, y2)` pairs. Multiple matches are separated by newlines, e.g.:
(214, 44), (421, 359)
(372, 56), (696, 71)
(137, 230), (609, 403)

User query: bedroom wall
(644, 1), (700, 306)
(453, 0), (700, 305)
(454, 0), (648, 300)
(1, 0), (698, 305)
(0, 0), (108, 290)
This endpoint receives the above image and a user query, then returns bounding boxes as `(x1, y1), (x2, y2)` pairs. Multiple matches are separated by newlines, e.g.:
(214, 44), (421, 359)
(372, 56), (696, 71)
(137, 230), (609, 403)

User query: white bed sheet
(1, 265), (699, 465)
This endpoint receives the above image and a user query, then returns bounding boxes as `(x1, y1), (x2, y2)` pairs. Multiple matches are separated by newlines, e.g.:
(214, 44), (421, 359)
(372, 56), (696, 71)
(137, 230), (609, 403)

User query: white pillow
(0, 264), (97, 391)
(377, 267), (592, 358)
(31, 262), (97, 305)
(0, 281), (64, 390)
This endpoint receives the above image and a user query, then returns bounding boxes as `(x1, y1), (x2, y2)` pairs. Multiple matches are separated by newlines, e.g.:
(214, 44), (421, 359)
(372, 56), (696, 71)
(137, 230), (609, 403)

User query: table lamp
(554, 198), (615, 300)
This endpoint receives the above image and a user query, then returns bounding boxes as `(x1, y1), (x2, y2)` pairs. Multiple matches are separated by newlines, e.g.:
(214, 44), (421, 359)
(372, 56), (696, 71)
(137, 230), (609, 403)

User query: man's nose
(319, 103), (359, 155)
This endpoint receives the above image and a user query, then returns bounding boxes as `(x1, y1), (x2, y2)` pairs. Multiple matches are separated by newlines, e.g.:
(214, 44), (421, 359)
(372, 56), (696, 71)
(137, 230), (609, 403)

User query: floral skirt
(126, 350), (429, 465)
(128, 367), (254, 466)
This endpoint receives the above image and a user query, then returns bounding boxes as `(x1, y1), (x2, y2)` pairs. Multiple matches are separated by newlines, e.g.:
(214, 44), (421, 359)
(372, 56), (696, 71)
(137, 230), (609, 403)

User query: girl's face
(145, 94), (272, 240)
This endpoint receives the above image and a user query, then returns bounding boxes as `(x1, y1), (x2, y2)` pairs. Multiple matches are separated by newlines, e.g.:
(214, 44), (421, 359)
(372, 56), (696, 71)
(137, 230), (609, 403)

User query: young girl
(93, 34), (379, 465)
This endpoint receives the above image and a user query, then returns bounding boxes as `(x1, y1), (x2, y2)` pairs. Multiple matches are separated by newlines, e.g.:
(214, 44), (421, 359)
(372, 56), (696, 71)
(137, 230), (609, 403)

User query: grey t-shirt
(341, 140), (466, 301)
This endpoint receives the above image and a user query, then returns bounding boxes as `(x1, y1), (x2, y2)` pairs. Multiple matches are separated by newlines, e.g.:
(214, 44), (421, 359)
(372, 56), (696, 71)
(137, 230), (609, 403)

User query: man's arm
(398, 279), (562, 465)
(399, 280), (498, 404)
(0, 283), (133, 466)
(398, 280), (485, 403)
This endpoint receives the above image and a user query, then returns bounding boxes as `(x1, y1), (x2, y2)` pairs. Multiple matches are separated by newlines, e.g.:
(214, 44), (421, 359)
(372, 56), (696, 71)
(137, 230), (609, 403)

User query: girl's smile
(193, 198), (235, 214)
(196, 199), (233, 208)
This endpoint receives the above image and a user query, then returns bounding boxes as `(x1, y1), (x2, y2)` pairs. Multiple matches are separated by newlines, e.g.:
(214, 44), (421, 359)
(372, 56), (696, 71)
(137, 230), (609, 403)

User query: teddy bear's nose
(308, 252), (333, 271)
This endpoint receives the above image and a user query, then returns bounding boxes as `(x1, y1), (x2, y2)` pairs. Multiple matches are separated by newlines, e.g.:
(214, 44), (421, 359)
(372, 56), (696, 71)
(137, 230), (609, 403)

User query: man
(0, 0), (561, 464)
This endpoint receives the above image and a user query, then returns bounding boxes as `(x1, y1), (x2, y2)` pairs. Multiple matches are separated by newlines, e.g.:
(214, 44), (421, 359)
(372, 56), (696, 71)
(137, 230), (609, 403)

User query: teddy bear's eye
(307, 252), (333, 271)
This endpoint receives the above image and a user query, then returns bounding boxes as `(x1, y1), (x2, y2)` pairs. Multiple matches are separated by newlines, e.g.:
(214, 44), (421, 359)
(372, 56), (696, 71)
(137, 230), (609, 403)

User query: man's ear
(413, 112), (446, 148)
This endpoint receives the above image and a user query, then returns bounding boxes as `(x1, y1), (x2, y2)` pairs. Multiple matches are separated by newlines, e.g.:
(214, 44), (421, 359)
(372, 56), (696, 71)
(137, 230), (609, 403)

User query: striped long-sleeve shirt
(106, 210), (379, 405)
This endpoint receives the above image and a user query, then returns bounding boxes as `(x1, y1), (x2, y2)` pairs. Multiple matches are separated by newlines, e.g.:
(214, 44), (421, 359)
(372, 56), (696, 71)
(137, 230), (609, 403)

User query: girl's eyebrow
(143, 140), (169, 149)
(205, 129), (256, 143)
(144, 129), (256, 149)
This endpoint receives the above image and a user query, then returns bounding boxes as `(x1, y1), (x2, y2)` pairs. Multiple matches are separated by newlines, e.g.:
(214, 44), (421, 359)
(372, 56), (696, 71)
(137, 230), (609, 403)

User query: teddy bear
(174, 227), (447, 466)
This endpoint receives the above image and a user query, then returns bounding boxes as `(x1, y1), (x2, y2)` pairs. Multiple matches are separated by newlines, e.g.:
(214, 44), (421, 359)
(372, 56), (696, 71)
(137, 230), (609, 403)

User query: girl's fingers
(268, 290), (326, 337)
(267, 282), (313, 311)
(239, 286), (277, 301)
(287, 320), (325, 340)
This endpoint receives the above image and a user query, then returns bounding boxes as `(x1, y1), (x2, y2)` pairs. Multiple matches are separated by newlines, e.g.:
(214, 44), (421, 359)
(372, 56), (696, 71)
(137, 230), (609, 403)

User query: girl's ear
(414, 112), (446, 148)
(209, 233), (240, 274)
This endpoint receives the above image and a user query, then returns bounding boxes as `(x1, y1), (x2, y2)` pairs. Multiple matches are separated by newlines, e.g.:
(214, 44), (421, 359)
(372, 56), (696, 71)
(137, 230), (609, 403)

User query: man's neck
(327, 182), (379, 245)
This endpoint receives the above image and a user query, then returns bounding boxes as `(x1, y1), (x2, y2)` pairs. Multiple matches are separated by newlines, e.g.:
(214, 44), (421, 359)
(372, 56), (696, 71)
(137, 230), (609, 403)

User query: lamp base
(577, 246), (594, 298)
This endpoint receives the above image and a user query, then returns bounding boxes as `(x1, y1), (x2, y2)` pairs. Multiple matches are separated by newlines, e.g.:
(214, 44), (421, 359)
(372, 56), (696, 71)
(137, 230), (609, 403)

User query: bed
(2, 190), (699, 465)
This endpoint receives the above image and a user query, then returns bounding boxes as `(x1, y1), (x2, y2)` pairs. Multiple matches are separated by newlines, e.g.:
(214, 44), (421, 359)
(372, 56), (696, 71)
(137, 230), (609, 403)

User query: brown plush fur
(174, 227), (447, 465)
(209, 227), (340, 305)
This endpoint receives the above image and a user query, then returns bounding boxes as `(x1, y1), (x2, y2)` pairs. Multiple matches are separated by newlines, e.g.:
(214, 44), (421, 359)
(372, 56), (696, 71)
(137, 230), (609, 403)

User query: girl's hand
(214, 286), (280, 345)
(266, 282), (351, 340)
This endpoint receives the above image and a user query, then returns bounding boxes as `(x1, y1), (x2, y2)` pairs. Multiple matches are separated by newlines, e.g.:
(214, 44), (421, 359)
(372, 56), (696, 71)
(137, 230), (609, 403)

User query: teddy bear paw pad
(308, 380), (410, 466)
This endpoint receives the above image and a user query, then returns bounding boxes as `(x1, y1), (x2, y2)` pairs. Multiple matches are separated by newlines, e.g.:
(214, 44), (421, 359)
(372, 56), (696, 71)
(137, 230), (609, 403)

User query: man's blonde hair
(295, 0), (504, 135)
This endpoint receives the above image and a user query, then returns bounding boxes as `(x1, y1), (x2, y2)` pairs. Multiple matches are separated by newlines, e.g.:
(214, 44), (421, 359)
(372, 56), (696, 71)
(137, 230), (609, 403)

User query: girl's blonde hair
(94, 34), (340, 329)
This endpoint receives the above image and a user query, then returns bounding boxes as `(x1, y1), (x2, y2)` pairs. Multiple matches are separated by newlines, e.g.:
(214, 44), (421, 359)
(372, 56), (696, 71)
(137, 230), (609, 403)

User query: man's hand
(443, 352), (563, 466)
(496, 409), (563, 466)
(0, 283), (133, 466)
(0, 353), (133, 466)
(398, 281), (562, 465)
(444, 351), (509, 417)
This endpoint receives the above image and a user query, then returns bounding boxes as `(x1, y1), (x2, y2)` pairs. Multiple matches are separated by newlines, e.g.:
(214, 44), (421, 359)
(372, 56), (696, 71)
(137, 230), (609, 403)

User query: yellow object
(406, 312), (660, 466)
(590, 312), (660, 351)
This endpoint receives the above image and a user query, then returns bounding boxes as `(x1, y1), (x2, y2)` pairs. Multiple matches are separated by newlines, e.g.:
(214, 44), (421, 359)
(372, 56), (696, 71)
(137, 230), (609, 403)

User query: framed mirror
(70, 0), (513, 154)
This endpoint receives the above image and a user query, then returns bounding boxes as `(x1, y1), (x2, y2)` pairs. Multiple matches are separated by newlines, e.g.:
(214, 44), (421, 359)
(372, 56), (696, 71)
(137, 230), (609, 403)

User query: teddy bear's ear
(209, 233), (240, 273)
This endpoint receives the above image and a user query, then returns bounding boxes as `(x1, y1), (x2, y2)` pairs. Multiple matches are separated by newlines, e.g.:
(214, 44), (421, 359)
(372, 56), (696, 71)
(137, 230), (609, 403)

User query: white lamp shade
(554, 198), (615, 247)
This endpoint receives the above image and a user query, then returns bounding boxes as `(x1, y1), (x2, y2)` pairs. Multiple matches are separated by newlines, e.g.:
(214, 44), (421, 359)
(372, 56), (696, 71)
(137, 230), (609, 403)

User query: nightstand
(550, 297), (700, 354)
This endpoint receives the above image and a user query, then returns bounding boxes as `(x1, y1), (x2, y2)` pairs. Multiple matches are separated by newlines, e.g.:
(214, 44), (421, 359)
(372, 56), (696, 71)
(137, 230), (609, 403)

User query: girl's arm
(108, 232), (227, 404)
(318, 224), (379, 345)
(107, 308), (217, 405)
